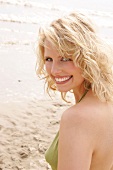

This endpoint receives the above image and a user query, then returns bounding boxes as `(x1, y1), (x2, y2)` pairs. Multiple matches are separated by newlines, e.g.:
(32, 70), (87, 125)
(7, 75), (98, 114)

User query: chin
(57, 88), (70, 93)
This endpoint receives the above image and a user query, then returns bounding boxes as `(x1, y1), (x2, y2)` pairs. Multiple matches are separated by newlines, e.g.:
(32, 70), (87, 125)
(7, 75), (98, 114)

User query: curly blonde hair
(36, 11), (113, 103)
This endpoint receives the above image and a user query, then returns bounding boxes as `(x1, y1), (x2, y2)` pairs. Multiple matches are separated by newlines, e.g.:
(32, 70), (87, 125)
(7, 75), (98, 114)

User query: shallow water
(0, 0), (113, 102)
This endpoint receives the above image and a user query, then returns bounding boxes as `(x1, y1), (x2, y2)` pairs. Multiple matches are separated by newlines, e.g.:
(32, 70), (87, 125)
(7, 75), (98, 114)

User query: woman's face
(44, 39), (85, 93)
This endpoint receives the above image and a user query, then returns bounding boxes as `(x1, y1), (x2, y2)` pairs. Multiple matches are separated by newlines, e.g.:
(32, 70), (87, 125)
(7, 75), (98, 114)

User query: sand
(0, 98), (71, 170)
(0, 4), (72, 169)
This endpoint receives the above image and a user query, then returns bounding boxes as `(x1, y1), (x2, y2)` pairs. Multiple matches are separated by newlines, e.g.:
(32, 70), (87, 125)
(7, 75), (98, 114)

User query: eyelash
(45, 58), (52, 61)
(61, 57), (72, 62)
(45, 57), (72, 62)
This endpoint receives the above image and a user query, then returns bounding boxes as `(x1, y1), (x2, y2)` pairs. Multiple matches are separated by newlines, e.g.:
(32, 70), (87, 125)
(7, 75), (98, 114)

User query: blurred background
(0, 0), (113, 103)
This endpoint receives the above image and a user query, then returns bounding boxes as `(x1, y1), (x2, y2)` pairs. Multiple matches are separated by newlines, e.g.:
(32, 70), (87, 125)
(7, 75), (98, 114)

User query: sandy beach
(0, 0), (113, 169)
(0, 98), (71, 170)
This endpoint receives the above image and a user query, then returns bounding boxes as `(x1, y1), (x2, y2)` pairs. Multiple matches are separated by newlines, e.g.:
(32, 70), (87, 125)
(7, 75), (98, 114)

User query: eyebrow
(44, 55), (62, 58)
(44, 56), (50, 58)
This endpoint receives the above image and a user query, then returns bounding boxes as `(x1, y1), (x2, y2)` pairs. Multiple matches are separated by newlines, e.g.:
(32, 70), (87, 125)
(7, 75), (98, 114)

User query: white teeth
(55, 76), (71, 82)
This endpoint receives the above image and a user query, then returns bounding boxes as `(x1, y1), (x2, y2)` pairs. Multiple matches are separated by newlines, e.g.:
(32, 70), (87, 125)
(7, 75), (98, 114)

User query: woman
(36, 11), (113, 170)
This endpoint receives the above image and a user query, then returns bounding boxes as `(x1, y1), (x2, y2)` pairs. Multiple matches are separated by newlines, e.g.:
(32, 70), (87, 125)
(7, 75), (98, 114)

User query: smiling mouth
(55, 76), (72, 84)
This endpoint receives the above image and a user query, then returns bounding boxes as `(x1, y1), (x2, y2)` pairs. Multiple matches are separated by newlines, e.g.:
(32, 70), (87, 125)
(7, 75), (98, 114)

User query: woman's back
(74, 91), (113, 170)
(90, 105), (113, 170)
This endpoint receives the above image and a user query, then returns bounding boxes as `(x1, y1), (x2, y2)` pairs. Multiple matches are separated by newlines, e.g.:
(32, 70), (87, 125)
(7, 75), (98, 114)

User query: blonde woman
(36, 11), (113, 170)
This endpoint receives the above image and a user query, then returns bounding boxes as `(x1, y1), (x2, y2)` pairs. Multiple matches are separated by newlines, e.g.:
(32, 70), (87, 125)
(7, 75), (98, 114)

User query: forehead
(44, 39), (56, 50)
(44, 39), (59, 57)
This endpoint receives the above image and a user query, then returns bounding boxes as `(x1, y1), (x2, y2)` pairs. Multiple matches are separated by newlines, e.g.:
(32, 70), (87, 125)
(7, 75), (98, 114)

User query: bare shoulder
(60, 102), (97, 130)
(58, 97), (113, 169)
(60, 98), (113, 138)
(58, 102), (96, 169)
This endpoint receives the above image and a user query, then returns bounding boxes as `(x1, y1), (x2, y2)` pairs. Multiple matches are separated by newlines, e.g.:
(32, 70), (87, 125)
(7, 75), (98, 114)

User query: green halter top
(45, 90), (88, 170)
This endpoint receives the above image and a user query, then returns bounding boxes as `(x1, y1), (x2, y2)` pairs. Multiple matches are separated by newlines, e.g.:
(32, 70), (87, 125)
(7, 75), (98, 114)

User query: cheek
(72, 66), (84, 79)
(45, 63), (51, 74)
(68, 63), (79, 73)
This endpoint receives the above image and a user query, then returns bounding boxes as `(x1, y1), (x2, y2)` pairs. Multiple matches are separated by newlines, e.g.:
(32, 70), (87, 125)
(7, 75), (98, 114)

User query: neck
(77, 89), (89, 103)
(73, 86), (88, 103)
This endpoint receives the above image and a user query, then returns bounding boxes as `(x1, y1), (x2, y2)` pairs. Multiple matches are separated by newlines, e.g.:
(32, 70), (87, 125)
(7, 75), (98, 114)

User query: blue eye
(61, 57), (72, 62)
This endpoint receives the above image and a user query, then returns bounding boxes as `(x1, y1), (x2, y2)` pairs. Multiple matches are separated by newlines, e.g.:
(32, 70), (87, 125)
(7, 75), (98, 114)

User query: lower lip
(55, 76), (72, 84)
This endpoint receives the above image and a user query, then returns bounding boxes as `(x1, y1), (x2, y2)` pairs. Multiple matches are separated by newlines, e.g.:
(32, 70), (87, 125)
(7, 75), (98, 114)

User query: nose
(51, 61), (62, 75)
